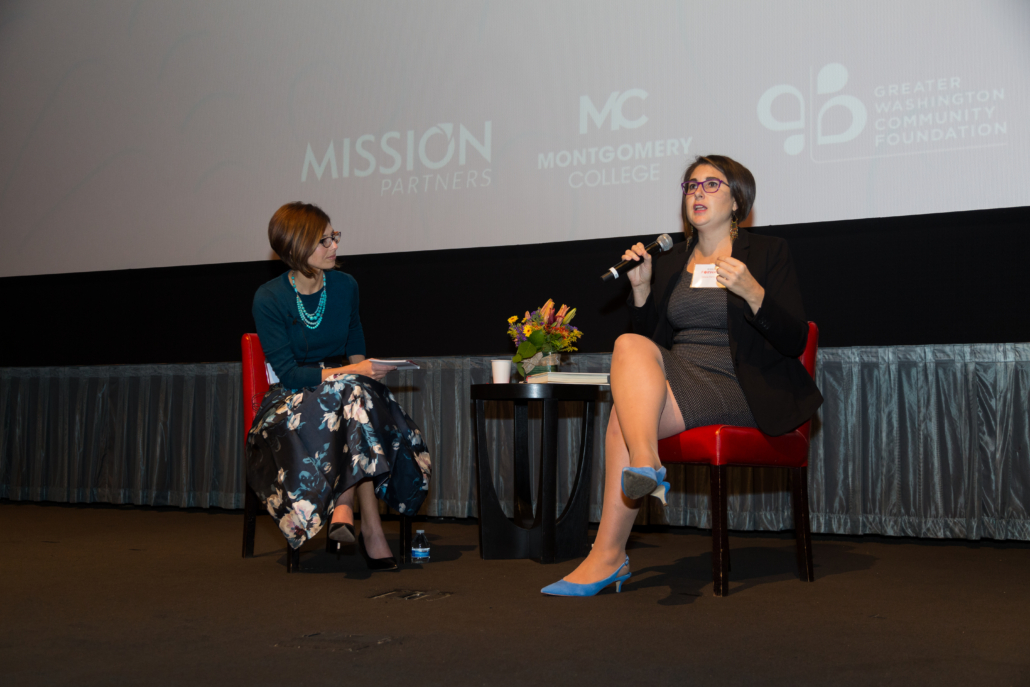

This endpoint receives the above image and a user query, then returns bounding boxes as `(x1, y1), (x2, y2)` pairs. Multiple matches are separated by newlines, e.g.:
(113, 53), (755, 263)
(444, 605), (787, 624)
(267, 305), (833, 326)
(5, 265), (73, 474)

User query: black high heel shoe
(358, 532), (399, 571)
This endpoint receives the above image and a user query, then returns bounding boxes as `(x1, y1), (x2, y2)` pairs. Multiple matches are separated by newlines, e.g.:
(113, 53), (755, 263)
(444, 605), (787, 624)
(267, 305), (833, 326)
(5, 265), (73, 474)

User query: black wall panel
(2, 206), (1027, 367)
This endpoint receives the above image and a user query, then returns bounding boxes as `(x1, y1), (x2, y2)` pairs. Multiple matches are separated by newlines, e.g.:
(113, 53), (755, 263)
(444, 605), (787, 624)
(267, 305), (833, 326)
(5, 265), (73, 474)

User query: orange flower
(540, 299), (555, 323)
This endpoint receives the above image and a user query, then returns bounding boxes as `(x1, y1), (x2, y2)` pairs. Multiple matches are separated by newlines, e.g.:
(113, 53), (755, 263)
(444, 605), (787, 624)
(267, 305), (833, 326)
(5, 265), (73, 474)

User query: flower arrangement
(506, 299), (583, 376)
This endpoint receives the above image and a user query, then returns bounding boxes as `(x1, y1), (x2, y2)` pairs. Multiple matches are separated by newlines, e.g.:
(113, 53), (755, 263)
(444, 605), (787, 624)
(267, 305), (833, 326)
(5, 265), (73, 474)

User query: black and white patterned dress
(658, 270), (757, 428)
(247, 372), (431, 550)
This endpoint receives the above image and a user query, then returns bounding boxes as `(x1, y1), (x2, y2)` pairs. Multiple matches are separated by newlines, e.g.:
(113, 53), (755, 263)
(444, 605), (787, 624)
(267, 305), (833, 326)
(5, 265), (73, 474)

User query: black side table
(470, 383), (605, 563)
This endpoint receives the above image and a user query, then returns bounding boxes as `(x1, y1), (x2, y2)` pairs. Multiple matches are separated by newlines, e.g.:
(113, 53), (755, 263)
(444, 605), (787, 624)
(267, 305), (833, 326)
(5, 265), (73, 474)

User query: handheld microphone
(600, 234), (673, 282)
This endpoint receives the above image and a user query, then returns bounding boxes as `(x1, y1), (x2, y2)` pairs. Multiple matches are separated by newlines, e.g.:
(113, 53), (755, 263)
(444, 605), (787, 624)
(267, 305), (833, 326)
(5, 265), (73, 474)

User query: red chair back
(241, 333), (269, 436)
(795, 322), (819, 441)
(799, 322), (818, 378)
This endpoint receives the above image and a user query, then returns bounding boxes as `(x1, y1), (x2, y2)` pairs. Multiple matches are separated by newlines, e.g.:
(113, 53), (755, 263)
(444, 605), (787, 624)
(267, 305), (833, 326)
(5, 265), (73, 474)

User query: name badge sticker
(690, 264), (723, 288)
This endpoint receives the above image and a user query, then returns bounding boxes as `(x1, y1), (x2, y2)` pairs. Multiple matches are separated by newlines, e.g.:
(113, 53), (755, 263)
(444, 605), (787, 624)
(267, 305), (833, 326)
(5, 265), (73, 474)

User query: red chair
(241, 333), (302, 571)
(240, 333), (412, 573)
(656, 322), (819, 596)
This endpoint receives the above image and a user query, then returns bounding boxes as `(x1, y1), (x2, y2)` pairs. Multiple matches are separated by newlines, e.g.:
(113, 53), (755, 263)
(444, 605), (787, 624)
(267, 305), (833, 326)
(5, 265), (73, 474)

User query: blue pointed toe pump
(621, 466), (671, 504)
(541, 557), (631, 597)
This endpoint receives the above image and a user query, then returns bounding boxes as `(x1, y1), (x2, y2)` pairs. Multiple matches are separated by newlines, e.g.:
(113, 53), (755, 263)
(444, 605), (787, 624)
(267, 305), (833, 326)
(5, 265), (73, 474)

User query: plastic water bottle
(412, 530), (430, 562)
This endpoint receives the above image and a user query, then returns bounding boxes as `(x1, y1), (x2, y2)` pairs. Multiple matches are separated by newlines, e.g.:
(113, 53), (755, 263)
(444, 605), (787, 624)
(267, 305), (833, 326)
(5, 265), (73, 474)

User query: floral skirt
(245, 374), (431, 549)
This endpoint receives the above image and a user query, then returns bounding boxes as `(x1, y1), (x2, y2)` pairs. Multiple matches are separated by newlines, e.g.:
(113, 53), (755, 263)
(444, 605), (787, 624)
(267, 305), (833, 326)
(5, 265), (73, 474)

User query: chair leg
(790, 466), (815, 582)
(286, 544), (301, 573)
(719, 468), (730, 593)
(399, 514), (412, 565)
(720, 477), (731, 573)
(242, 484), (259, 558)
(710, 465), (730, 596)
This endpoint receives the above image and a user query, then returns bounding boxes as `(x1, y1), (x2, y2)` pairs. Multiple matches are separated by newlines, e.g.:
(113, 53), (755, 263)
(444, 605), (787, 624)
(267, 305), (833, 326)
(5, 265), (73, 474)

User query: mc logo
(580, 89), (648, 134)
(757, 64), (867, 155)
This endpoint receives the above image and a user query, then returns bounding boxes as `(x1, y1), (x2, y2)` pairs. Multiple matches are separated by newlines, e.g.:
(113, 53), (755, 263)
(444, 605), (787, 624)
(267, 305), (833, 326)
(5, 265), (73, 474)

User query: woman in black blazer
(542, 155), (822, 597)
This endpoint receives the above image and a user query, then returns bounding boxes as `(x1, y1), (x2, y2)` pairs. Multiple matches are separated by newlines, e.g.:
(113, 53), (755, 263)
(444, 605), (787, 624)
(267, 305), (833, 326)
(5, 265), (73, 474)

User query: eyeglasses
(681, 179), (729, 195)
(318, 231), (341, 249)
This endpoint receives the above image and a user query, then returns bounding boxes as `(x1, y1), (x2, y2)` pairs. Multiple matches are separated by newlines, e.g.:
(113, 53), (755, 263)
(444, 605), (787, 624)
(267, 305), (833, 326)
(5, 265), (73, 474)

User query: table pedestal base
(473, 394), (596, 563)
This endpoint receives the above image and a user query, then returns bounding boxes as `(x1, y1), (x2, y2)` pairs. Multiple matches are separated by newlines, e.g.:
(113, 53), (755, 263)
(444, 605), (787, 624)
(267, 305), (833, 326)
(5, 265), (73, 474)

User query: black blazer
(629, 229), (823, 436)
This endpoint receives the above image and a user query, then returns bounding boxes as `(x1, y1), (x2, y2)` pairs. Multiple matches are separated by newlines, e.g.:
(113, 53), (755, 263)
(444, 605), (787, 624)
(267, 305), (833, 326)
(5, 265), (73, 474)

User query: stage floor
(2, 501), (1028, 686)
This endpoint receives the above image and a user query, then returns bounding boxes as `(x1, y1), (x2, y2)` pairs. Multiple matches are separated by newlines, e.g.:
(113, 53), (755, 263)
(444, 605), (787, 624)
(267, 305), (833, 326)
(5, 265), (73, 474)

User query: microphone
(600, 234), (674, 282)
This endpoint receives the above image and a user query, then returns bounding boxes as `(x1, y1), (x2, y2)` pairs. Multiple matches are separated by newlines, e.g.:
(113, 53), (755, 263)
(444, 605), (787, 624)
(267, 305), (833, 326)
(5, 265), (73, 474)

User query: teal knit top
(252, 270), (366, 390)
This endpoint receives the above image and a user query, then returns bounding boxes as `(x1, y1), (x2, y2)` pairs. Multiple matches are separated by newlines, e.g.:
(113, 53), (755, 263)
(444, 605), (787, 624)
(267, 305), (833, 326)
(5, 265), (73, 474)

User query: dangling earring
(730, 218), (738, 241)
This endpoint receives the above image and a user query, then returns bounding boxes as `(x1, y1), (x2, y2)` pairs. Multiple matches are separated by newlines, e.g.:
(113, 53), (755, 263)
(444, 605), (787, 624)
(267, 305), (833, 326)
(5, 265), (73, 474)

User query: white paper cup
(491, 359), (512, 384)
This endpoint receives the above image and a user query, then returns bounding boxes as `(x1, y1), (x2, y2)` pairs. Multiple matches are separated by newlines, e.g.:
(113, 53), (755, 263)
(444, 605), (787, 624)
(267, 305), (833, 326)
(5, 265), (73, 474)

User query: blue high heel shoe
(621, 466), (671, 504)
(540, 557), (631, 596)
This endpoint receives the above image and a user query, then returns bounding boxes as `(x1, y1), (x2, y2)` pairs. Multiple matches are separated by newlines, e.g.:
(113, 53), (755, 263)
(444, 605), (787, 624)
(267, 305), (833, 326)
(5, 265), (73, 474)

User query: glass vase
(528, 350), (561, 376)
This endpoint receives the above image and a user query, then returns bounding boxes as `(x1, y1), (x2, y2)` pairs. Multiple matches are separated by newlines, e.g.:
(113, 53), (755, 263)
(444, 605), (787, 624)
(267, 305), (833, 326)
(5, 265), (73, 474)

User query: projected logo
(758, 64), (867, 157)
(300, 122), (492, 196)
(537, 89), (692, 189)
(758, 64), (1007, 160)
(579, 89), (649, 133)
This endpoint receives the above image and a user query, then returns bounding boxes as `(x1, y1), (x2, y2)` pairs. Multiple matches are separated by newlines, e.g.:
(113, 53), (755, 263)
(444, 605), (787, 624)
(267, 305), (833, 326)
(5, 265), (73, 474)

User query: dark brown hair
(680, 155), (756, 230)
(267, 202), (332, 278)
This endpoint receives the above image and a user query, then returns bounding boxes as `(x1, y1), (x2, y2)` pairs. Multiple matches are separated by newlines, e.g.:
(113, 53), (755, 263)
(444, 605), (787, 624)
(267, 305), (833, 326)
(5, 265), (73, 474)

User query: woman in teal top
(247, 202), (431, 570)
(252, 269), (366, 391)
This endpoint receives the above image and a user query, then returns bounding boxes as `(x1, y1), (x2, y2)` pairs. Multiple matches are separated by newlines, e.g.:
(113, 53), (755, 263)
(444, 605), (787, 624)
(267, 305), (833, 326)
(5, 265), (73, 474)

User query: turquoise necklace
(290, 271), (327, 329)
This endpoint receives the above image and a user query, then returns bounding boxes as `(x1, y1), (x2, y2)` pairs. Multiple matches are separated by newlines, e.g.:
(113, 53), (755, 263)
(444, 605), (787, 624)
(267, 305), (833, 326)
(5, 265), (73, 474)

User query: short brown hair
(680, 155), (756, 228)
(267, 202), (331, 278)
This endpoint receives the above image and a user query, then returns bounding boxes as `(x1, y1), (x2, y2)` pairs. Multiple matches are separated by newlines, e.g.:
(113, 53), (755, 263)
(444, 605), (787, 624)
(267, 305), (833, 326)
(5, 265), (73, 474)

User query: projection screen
(1, 0), (1028, 277)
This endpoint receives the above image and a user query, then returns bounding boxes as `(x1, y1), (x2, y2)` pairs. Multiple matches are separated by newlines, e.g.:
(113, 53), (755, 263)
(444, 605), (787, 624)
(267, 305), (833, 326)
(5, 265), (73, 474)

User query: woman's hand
(715, 257), (765, 314)
(624, 242), (652, 306)
(348, 359), (395, 381)
(321, 359), (395, 382)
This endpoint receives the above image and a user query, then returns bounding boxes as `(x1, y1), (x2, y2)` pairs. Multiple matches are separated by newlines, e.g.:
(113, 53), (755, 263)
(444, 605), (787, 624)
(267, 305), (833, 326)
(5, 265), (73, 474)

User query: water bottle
(411, 530), (430, 562)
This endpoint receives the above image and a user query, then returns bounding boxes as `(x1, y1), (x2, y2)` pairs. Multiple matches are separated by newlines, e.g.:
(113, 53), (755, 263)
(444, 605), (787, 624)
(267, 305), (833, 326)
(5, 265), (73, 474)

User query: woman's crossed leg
(563, 333), (685, 585)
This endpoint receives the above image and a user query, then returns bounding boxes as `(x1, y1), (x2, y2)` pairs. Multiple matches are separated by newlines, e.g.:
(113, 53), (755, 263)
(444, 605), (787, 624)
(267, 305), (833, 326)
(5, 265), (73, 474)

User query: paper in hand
(369, 358), (420, 370)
